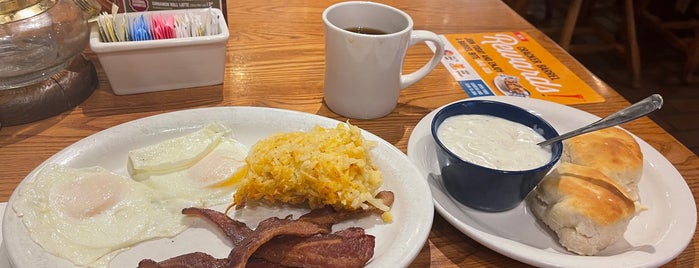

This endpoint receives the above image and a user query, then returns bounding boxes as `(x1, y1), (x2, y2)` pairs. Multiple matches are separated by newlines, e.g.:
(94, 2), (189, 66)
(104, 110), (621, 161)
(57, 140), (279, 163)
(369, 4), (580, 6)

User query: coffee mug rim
(322, 1), (414, 37)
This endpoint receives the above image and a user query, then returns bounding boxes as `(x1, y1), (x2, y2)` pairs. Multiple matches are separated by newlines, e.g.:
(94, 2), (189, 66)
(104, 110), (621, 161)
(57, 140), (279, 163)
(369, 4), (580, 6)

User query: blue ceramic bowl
(431, 99), (563, 212)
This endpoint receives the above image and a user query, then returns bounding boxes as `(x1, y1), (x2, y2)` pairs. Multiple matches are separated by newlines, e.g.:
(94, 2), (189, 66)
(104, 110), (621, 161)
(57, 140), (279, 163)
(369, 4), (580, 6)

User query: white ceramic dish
(89, 8), (229, 95)
(2, 107), (433, 268)
(407, 96), (696, 268)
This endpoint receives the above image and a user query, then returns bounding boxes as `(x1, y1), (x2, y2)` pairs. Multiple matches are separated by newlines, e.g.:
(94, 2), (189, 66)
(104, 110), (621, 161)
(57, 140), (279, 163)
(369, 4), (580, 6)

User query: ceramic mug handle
(400, 30), (445, 89)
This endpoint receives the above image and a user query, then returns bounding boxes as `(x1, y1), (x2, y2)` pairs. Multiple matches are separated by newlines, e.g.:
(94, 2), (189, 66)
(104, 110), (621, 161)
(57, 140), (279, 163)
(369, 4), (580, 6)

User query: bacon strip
(227, 216), (331, 268)
(252, 227), (374, 268)
(182, 207), (252, 245)
(137, 252), (228, 268)
(299, 191), (394, 228)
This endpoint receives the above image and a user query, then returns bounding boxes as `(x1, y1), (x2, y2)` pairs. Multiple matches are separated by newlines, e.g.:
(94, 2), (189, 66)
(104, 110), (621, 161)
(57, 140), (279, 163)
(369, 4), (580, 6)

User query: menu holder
(111, 0), (228, 22)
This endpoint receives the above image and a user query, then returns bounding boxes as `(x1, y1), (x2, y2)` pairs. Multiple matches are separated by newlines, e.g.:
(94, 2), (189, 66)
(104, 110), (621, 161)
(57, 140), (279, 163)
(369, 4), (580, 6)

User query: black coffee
(344, 26), (388, 35)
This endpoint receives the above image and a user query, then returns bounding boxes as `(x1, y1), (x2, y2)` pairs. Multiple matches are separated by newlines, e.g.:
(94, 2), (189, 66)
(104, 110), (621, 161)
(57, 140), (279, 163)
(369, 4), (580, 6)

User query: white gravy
(437, 114), (552, 171)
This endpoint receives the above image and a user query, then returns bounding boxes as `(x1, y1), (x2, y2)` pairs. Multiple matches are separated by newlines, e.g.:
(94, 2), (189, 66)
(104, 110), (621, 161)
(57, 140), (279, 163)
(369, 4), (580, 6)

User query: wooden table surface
(1, 0), (698, 267)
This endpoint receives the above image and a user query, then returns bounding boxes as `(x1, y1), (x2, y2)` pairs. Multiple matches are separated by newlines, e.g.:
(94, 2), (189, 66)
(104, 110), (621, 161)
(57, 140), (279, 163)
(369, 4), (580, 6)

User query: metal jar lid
(0, 0), (102, 24)
(0, 0), (56, 24)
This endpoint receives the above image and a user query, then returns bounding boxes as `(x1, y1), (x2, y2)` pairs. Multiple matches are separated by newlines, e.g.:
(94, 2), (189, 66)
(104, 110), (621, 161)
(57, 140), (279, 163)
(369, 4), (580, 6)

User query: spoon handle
(538, 94), (664, 147)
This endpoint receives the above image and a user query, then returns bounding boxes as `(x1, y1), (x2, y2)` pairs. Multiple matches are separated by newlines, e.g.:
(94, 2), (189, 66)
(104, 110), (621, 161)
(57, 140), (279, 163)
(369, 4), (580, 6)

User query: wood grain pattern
(0, 0), (697, 267)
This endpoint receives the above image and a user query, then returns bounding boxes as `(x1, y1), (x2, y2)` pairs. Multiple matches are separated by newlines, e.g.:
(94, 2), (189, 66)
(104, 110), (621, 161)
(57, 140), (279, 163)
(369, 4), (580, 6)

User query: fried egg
(128, 122), (232, 179)
(128, 122), (248, 207)
(12, 164), (190, 267)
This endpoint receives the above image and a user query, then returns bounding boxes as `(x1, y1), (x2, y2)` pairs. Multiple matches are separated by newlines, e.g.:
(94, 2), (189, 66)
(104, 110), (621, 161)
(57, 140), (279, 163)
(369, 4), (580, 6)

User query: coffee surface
(343, 27), (388, 35)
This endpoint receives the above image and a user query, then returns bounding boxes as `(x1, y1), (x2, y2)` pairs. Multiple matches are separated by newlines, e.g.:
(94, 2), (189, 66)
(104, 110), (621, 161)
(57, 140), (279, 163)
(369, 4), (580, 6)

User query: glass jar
(0, 0), (102, 89)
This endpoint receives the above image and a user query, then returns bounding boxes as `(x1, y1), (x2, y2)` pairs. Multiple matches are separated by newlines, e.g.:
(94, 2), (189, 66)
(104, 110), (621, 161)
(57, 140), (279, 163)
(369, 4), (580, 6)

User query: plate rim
(3, 106), (434, 268)
(407, 96), (697, 268)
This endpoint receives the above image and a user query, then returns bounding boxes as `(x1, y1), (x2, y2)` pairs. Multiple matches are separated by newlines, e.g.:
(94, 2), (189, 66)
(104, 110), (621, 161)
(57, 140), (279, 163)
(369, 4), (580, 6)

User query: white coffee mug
(322, 1), (445, 119)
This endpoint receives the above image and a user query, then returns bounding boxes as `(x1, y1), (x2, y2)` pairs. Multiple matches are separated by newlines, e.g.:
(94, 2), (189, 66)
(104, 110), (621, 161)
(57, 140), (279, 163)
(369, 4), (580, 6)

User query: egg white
(128, 122), (248, 207)
(128, 122), (232, 179)
(12, 164), (191, 267)
(135, 137), (248, 207)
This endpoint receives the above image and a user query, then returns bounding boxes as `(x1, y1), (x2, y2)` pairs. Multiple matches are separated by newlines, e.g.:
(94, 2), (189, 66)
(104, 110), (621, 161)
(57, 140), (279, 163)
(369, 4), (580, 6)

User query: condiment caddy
(89, 8), (228, 95)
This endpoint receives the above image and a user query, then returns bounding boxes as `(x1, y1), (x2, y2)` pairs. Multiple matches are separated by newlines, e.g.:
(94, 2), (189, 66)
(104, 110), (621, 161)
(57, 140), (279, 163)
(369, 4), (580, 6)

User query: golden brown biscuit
(528, 162), (637, 255)
(561, 127), (643, 201)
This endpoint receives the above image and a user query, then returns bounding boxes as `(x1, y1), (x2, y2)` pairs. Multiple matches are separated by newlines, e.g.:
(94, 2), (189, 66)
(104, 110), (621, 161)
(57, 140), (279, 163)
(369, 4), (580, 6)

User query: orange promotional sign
(429, 32), (604, 104)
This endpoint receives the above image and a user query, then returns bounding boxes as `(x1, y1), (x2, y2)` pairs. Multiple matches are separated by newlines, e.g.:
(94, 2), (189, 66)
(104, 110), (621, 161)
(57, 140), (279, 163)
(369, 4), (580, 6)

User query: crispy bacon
(182, 207), (252, 245)
(299, 191), (394, 228)
(138, 191), (393, 268)
(227, 216), (332, 268)
(137, 252), (228, 268)
(252, 227), (374, 268)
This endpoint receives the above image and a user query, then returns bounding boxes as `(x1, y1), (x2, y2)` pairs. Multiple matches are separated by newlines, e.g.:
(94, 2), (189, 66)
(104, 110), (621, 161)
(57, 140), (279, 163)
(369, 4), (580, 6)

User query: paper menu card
(429, 32), (605, 105)
(113, 0), (226, 20)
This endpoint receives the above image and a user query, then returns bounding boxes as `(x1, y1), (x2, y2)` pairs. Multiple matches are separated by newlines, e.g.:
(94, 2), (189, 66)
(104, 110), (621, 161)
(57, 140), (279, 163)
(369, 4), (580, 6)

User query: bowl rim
(430, 99), (563, 174)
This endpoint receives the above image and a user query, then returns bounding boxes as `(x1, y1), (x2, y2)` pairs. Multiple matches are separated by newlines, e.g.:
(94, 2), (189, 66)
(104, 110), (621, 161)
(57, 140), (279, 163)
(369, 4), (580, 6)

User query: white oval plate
(3, 107), (433, 268)
(407, 96), (696, 268)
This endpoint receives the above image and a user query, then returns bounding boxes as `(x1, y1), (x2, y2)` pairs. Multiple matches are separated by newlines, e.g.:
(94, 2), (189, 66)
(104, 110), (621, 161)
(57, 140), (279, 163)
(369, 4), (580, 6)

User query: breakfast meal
(11, 121), (392, 267)
(232, 122), (391, 220)
(503, 76), (530, 96)
(436, 114), (552, 171)
(527, 127), (644, 255)
(494, 74), (531, 97)
(138, 122), (392, 267)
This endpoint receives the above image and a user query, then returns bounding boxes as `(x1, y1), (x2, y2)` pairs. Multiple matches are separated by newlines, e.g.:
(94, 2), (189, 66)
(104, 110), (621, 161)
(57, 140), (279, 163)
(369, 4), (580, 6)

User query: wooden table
(1, 0), (697, 267)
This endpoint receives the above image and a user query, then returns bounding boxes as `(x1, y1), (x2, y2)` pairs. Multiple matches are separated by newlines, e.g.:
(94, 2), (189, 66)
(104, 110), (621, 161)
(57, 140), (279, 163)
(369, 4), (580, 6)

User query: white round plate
(3, 107), (433, 268)
(407, 96), (696, 268)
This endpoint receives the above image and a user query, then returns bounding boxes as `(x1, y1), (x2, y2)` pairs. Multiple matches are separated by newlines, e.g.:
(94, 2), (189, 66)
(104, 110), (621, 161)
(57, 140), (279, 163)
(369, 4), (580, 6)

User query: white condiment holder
(89, 8), (229, 95)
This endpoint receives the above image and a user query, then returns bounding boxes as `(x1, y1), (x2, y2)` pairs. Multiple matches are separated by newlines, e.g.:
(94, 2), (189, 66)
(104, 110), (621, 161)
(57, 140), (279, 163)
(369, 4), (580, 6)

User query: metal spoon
(538, 94), (664, 147)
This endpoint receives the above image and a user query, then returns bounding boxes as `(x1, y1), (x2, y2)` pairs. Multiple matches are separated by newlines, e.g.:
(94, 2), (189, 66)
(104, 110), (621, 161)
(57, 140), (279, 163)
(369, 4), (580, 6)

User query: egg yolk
(52, 173), (125, 220)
